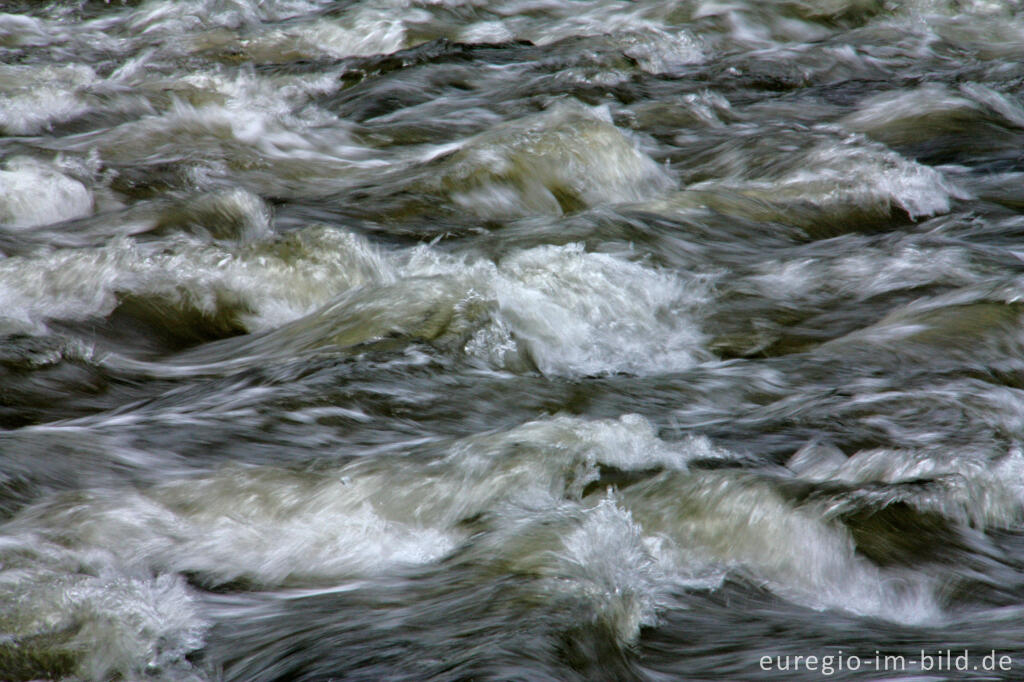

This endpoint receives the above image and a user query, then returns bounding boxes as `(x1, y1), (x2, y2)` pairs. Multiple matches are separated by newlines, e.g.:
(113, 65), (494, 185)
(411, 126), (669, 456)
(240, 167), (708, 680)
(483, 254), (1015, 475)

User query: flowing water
(3, 1), (1024, 680)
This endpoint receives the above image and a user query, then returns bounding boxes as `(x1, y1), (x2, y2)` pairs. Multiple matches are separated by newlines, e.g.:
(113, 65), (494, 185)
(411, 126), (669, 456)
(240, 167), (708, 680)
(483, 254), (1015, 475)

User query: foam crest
(819, 445), (1024, 528)
(75, 68), (374, 193)
(843, 82), (1024, 148)
(0, 13), (53, 47)
(124, 0), (329, 40)
(429, 417), (940, 623)
(0, 414), (685, 584)
(0, 551), (206, 680)
(0, 225), (392, 336)
(0, 412), (691, 677)
(192, 240), (709, 376)
(152, 188), (272, 243)
(428, 101), (674, 218)
(0, 156), (94, 229)
(0, 221), (706, 377)
(616, 28), (704, 73)
(399, 241), (709, 376)
(818, 285), (1024, 357)
(343, 414), (702, 528)
(0, 64), (96, 135)
(0, 469), (460, 632)
(0, 412), (949, 676)
(453, 414), (703, 474)
(514, 498), (676, 643)
(487, 244), (709, 375)
(706, 134), (966, 220)
(745, 244), (981, 304)
(241, 9), (408, 60)
(621, 469), (939, 621)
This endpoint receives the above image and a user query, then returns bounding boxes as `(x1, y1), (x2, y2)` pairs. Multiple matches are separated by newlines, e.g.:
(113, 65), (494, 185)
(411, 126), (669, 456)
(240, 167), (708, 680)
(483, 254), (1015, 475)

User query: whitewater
(2, 0), (1024, 679)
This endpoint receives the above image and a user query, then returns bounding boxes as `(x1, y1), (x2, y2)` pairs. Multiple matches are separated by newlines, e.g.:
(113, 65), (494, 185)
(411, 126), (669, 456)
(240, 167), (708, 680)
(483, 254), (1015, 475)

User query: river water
(3, 1), (1024, 680)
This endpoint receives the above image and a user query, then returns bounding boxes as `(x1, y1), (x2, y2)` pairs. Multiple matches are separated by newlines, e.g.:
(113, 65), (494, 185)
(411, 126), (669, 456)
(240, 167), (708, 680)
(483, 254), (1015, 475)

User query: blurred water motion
(3, 0), (1024, 679)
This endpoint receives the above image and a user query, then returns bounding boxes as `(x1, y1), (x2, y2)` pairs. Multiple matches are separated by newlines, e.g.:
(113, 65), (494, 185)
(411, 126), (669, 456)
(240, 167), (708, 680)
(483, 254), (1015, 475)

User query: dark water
(3, 0), (1024, 679)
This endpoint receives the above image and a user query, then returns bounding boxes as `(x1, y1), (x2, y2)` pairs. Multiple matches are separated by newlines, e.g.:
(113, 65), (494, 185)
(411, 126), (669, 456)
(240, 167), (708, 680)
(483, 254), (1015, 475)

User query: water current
(3, 0), (1024, 679)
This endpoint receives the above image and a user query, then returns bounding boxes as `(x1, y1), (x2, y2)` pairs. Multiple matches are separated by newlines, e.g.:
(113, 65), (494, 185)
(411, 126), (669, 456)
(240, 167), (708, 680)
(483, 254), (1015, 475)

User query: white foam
(401, 241), (709, 376)
(496, 0), (704, 66)
(961, 82), (1024, 128)
(779, 136), (966, 218)
(156, 474), (460, 582)
(0, 546), (206, 680)
(78, 67), (378, 197)
(124, 0), (328, 38)
(1, 210), (708, 376)
(824, 445), (1024, 528)
(472, 413), (707, 473)
(0, 412), (946, 674)
(0, 468), (459, 603)
(0, 225), (392, 334)
(747, 244), (981, 303)
(427, 416), (940, 624)
(435, 101), (676, 219)
(543, 498), (672, 641)
(0, 13), (53, 47)
(683, 124), (969, 220)
(842, 83), (981, 138)
(169, 187), (273, 242)
(244, 10), (409, 60)
(896, 0), (1015, 17)
(616, 28), (705, 73)
(622, 469), (940, 622)
(0, 64), (96, 135)
(787, 440), (848, 481)
(458, 20), (515, 44)
(0, 156), (94, 228)
(355, 414), (705, 527)
(0, 414), (687, 595)
(488, 244), (709, 375)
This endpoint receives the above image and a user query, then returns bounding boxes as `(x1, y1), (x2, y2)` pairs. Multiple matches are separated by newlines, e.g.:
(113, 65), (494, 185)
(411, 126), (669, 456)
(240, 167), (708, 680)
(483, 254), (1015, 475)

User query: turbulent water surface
(4, 0), (1024, 679)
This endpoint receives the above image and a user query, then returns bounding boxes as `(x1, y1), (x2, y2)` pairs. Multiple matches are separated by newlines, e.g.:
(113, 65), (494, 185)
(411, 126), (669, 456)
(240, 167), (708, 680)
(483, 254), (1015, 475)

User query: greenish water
(3, 0), (1024, 679)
